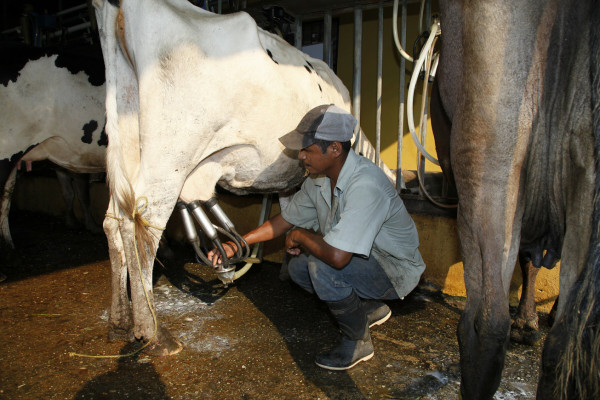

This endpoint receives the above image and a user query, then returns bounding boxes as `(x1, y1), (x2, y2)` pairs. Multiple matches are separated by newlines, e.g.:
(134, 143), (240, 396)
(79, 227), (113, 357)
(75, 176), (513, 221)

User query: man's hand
(285, 228), (304, 255)
(207, 241), (238, 266)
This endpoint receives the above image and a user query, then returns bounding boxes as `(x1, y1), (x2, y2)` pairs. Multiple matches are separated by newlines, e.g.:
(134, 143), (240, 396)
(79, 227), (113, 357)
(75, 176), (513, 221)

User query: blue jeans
(287, 253), (399, 302)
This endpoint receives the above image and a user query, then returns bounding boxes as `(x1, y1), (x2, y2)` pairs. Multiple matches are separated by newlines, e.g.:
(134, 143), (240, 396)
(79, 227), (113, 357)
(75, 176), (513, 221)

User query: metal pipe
(376, 4), (384, 166)
(204, 197), (249, 260)
(425, 0), (432, 34)
(295, 15), (302, 50)
(353, 8), (362, 138)
(187, 200), (230, 269)
(188, 200), (217, 240)
(324, 10), (332, 68)
(396, 0), (407, 190)
(177, 202), (213, 266)
(177, 202), (199, 243)
(204, 197), (234, 232)
(233, 194), (273, 280)
(56, 4), (87, 16)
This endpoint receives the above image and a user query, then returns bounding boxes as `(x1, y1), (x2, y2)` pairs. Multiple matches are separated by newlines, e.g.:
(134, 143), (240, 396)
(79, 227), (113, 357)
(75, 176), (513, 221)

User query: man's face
(298, 143), (335, 175)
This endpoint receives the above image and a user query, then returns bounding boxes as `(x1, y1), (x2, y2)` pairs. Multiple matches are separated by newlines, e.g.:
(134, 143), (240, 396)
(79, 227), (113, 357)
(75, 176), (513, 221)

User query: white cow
(94, 0), (394, 355)
(0, 46), (107, 250)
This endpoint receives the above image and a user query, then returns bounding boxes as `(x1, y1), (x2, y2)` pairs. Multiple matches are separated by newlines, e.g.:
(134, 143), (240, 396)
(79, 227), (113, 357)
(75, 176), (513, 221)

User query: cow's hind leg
(511, 260), (541, 344)
(70, 172), (102, 234)
(0, 167), (17, 249)
(104, 199), (134, 342)
(56, 169), (79, 229)
(117, 188), (183, 356)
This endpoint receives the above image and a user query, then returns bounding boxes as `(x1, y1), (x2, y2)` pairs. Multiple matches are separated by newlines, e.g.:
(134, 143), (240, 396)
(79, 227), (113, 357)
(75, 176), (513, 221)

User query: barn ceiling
(248, 0), (420, 17)
(1, 0), (425, 47)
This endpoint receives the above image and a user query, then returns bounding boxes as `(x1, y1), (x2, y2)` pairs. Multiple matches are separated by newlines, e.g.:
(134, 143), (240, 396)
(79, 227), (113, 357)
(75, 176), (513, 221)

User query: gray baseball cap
(279, 104), (357, 150)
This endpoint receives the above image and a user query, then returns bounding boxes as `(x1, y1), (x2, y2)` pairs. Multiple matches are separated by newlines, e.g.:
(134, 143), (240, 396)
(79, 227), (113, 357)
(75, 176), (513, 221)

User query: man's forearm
(286, 228), (352, 269)
(243, 213), (293, 247)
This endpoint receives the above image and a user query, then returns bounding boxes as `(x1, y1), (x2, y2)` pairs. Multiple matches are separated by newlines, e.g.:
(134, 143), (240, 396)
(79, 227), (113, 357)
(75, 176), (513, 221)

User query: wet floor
(0, 211), (547, 399)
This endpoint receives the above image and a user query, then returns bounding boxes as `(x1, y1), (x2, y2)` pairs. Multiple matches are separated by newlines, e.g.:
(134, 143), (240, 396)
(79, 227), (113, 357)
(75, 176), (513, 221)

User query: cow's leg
(55, 169), (79, 229)
(119, 218), (182, 355)
(103, 197), (134, 342)
(449, 1), (542, 396)
(554, 186), (594, 320)
(510, 260), (541, 344)
(70, 172), (102, 233)
(0, 166), (17, 249)
(538, 110), (596, 399)
(456, 205), (519, 400)
(451, 34), (527, 400)
(537, 188), (596, 399)
(452, 81), (525, 400)
(117, 178), (185, 356)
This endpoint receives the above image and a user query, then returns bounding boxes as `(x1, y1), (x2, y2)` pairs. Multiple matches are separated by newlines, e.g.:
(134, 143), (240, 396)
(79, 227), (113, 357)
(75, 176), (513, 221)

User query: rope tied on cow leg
(131, 196), (167, 271)
(69, 196), (168, 359)
(105, 214), (122, 222)
(128, 196), (162, 355)
(132, 196), (165, 232)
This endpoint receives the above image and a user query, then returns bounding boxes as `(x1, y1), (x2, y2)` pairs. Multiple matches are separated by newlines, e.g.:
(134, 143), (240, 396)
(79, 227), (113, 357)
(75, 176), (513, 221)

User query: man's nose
(298, 151), (306, 160)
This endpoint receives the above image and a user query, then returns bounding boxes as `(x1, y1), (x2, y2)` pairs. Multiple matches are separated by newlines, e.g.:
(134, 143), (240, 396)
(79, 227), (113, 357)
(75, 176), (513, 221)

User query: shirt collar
(334, 149), (359, 196)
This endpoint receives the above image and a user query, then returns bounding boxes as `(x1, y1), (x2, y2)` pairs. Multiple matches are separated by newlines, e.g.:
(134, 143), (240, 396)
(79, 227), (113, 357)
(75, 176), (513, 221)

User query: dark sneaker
(315, 335), (374, 370)
(363, 300), (391, 328)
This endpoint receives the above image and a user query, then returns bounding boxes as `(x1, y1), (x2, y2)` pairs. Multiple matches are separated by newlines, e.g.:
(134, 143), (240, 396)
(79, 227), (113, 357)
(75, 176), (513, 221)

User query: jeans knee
(307, 255), (325, 275)
(287, 255), (308, 283)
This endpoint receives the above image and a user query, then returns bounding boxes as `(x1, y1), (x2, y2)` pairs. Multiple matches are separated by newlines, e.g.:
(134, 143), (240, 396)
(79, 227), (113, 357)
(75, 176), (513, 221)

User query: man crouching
(209, 104), (425, 370)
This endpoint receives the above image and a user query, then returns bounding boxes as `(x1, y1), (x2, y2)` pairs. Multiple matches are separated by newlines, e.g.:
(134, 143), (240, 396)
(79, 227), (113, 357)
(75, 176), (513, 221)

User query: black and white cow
(0, 45), (107, 250)
(92, 0), (393, 354)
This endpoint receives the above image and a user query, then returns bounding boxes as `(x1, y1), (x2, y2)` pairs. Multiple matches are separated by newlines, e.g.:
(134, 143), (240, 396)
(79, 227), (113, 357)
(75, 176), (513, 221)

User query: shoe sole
(315, 351), (374, 371)
(369, 309), (392, 328)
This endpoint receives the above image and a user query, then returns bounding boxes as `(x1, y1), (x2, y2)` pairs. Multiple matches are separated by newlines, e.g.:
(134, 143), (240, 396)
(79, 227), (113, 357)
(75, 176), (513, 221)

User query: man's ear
(330, 141), (342, 157)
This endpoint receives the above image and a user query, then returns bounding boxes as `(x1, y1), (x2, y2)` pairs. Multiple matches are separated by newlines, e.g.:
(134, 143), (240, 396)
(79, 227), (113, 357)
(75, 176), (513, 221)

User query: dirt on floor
(0, 211), (549, 400)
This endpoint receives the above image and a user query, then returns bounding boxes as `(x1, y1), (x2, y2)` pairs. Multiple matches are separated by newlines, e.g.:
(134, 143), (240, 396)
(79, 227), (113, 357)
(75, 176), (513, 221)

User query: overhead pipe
(352, 7), (363, 153)
(294, 15), (302, 50)
(324, 10), (332, 68)
(376, 4), (384, 167)
(396, 0), (408, 190)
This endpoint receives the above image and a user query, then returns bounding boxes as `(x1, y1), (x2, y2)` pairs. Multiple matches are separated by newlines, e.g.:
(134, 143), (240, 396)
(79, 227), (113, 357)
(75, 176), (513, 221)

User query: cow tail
(101, 1), (154, 265)
(552, 3), (600, 398)
(101, 2), (134, 219)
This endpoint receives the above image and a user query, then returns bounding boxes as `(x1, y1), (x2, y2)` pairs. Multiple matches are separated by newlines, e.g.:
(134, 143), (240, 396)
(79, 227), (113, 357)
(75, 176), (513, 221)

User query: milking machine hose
(407, 20), (440, 166)
(393, 0), (414, 62)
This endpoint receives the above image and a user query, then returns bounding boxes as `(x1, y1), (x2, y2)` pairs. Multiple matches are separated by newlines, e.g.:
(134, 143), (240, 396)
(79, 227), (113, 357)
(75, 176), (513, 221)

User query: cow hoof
(510, 324), (541, 345)
(108, 327), (135, 343)
(144, 329), (183, 356)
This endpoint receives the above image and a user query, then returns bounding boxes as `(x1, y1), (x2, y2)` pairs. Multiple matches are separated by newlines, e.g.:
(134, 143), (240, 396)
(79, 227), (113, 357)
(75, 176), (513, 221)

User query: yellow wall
(336, 6), (441, 175)
(412, 213), (560, 313)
